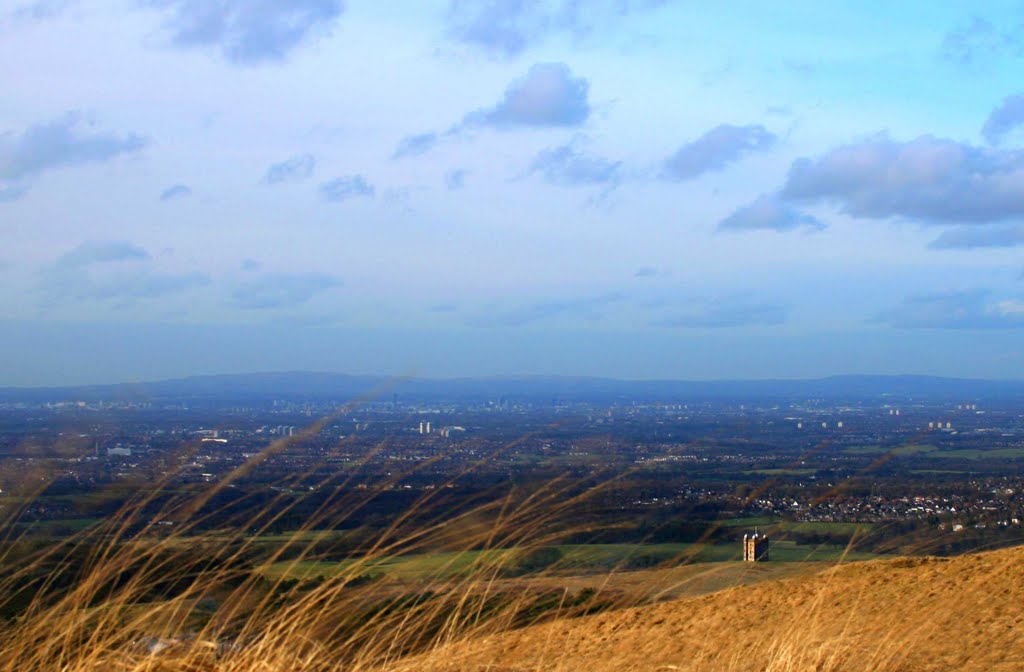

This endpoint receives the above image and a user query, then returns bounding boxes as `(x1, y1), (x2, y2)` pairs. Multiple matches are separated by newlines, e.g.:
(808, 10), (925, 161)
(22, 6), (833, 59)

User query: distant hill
(387, 545), (1024, 672)
(2, 371), (1024, 404)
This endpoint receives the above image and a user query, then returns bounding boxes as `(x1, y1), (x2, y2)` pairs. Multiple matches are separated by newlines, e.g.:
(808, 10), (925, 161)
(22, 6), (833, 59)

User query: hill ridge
(5, 370), (1024, 402)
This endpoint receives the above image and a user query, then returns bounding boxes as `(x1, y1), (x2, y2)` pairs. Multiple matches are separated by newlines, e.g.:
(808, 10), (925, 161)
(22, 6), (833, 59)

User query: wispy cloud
(982, 93), (1024, 144)
(0, 184), (29, 203)
(231, 271), (341, 309)
(661, 124), (775, 182)
(528, 139), (621, 188)
(263, 154), (315, 184)
(0, 112), (145, 196)
(1, 0), (74, 28)
(320, 174), (374, 202)
(939, 15), (1023, 65)
(56, 241), (151, 268)
(144, 0), (345, 65)
(42, 241), (209, 304)
(929, 224), (1024, 250)
(655, 296), (787, 328)
(392, 133), (438, 160)
(392, 62), (591, 158)
(82, 271), (211, 301)
(634, 266), (669, 279)
(875, 289), (1024, 329)
(444, 0), (673, 57)
(467, 293), (623, 327)
(717, 195), (824, 233)
(445, 168), (468, 190)
(159, 184), (191, 201)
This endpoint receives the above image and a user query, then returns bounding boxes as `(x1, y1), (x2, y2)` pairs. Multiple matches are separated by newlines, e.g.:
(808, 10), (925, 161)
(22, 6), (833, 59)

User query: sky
(2, 0), (1024, 386)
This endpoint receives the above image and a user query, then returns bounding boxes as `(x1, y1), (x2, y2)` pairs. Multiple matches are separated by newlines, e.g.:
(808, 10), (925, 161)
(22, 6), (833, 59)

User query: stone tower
(743, 531), (769, 562)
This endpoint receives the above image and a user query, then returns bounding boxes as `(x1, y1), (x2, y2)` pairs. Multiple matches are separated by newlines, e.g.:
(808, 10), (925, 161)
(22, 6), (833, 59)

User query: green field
(927, 447), (1024, 460)
(844, 443), (1024, 461)
(779, 521), (872, 534)
(720, 516), (777, 528)
(721, 517), (872, 534)
(258, 541), (879, 581)
(844, 444), (937, 456)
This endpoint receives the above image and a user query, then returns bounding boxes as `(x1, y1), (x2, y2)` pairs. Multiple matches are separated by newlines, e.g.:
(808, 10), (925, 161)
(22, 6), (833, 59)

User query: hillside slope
(388, 547), (1024, 672)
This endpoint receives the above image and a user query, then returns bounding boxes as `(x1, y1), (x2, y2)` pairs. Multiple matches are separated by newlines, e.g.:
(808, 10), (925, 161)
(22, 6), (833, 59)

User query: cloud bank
(781, 134), (1024, 225)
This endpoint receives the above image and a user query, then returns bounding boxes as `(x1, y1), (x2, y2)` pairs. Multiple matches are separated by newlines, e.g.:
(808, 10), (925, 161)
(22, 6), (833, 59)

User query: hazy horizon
(3, 2), (1024, 385)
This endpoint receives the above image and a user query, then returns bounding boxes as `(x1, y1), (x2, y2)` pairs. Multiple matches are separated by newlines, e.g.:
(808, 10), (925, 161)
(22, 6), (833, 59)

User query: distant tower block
(743, 532), (769, 562)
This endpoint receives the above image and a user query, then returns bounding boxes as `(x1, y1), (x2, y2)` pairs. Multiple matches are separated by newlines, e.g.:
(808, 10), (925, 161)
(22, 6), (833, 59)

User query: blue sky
(2, 0), (1024, 385)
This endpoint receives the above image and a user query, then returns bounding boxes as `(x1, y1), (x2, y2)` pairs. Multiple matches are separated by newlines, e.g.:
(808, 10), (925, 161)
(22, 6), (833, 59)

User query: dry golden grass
(0, 407), (654, 672)
(1, 404), (1021, 672)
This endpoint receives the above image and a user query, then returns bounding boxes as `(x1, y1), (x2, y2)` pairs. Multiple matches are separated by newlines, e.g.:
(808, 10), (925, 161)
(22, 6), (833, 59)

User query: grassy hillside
(387, 546), (1024, 672)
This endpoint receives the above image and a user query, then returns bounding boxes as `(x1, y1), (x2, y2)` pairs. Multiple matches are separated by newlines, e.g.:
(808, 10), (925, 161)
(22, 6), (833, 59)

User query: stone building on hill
(743, 531), (769, 562)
